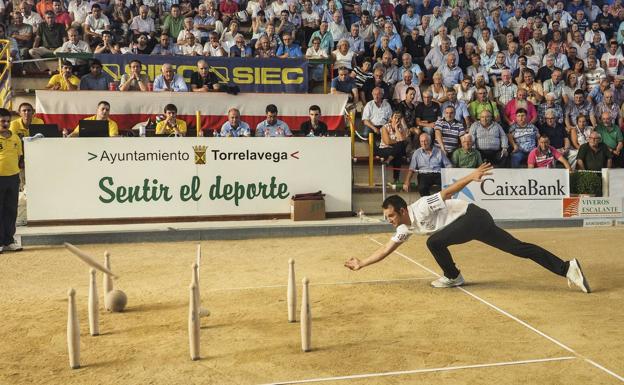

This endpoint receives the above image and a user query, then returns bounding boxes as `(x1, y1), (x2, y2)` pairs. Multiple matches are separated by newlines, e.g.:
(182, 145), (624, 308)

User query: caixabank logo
(191, 146), (301, 165)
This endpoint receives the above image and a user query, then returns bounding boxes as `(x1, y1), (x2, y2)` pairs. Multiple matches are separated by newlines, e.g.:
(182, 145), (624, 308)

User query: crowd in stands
(2, 0), (624, 190)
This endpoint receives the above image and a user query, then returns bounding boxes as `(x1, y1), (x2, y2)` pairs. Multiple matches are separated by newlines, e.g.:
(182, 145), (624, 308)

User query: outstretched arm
(344, 239), (401, 271)
(439, 162), (493, 201)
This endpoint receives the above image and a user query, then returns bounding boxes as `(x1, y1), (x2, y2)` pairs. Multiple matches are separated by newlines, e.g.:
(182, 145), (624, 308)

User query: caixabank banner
(441, 168), (569, 219)
(25, 138), (351, 222)
(97, 54), (308, 93)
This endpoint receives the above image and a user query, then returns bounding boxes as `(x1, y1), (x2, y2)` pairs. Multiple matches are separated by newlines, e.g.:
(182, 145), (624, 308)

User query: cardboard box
(291, 199), (325, 221)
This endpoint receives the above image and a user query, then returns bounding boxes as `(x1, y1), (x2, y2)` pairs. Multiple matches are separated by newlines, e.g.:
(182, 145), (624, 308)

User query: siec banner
(25, 137), (352, 222)
(441, 168), (569, 219)
(97, 53), (308, 93)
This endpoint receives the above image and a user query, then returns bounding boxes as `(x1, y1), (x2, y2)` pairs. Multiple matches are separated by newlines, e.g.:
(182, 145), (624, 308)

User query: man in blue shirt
(276, 33), (303, 58)
(403, 132), (452, 196)
(79, 58), (112, 90)
(330, 66), (358, 103)
(220, 108), (251, 137)
(153, 63), (188, 92)
(255, 104), (293, 137)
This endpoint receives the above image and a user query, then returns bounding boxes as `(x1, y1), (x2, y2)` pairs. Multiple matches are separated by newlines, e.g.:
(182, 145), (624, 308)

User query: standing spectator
(79, 59), (112, 90)
(508, 108), (540, 168)
(220, 107), (251, 137)
(118, 59), (148, 91)
(256, 104), (293, 137)
(527, 136), (571, 169)
(434, 105), (465, 158)
(189, 59), (220, 92)
(403, 132), (452, 196)
(469, 110), (508, 166)
(46, 60), (79, 90)
(155, 103), (187, 136)
(153, 63), (188, 92)
(452, 133), (483, 168)
(576, 132), (613, 170)
(300, 105), (328, 137)
(0, 108), (23, 252)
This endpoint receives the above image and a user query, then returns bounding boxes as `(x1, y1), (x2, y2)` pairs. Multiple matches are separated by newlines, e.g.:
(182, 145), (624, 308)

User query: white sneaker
(431, 273), (465, 288)
(4, 243), (23, 252)
(567, 259), (591, 293)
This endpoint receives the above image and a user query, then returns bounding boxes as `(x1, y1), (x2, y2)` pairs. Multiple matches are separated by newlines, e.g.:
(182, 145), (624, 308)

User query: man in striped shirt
(344, 163), (591, 293)
(434, 105), (465, 159)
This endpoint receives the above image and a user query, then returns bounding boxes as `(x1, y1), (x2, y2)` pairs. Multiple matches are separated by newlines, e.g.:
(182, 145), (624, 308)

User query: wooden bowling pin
(287, 259), (296, 323)
(300, 278), (311, 352)
(88, 269), (99, 336)
(189, 283), (200, 360)
(67, 288), (80, 369)
(103, 251), (113, 310)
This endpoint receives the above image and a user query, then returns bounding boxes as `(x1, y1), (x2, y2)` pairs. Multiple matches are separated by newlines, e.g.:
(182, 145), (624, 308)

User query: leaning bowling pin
(189, 283), (200, 361)
(300, 278), (311, 352)
(287, 259), (296, 322)
(103, 251), (113, 310)
(88, 269), (99, 336)
(67, 288), (80, 369)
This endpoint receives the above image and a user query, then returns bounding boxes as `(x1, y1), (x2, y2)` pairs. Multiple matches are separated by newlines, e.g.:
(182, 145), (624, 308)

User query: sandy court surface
(0, 228), (623, 384)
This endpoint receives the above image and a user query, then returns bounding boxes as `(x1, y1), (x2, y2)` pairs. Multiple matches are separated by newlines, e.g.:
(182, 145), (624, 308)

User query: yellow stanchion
(368, 133), (374, 187)
(348, 110), (355, 157)
(195, 111), (201, 137)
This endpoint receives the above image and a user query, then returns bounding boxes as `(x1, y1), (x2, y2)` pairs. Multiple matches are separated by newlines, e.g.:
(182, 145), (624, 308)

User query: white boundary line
(368, 238), (624, 382)
(260, 356), (576, 385)
(207, 277), (435, 292)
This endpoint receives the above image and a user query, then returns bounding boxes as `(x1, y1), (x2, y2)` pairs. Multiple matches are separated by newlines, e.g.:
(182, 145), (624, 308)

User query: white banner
(606, 169), (624, 199)
(25, 137), (352, 222)
(441, 169), (569, 219)
(563, 197), (623, 218)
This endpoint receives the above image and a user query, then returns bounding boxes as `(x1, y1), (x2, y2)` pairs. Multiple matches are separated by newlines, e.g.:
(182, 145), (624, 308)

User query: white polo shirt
(391, 193), (469, 242)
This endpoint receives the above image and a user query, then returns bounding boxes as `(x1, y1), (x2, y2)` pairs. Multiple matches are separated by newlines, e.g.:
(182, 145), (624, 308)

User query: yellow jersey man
(0, 108), (23, 252)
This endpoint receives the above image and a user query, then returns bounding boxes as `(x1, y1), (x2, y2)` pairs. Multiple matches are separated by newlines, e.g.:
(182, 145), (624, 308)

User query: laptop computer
(79, 119), (110, 137)
(29, 124), (61, 138)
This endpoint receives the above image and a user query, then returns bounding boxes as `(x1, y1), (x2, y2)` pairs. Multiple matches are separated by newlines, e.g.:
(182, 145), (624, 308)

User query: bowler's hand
(344, 257), (362, 271)
(470, 162), (493, 182)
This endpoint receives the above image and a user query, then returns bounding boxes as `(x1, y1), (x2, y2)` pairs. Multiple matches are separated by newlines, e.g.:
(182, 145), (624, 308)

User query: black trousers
(0, 174), (19, 246)
(426, 204), (569, 279)
(417, 172), (441, 196)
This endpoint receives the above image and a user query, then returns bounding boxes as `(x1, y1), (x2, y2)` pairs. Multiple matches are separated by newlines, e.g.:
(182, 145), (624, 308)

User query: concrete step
(12, 76), (49, 92)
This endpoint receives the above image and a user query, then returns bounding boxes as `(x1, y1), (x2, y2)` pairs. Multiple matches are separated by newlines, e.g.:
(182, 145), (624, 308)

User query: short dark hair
(91, 3), (101, 10)
(18, 102), (34, 111)
(574, 89), (584, 96)
(266, 104), (278, 114)
(90, 58), (102, 67)
(129, 59), (142, 67)
(309, 105), (321, 113)
(97, 101), (110, 108)
(0, 108), (11, 118)
(164, 103), (178, 113)
(516, 108), (527, 115)
(382, 195), (407, 211)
